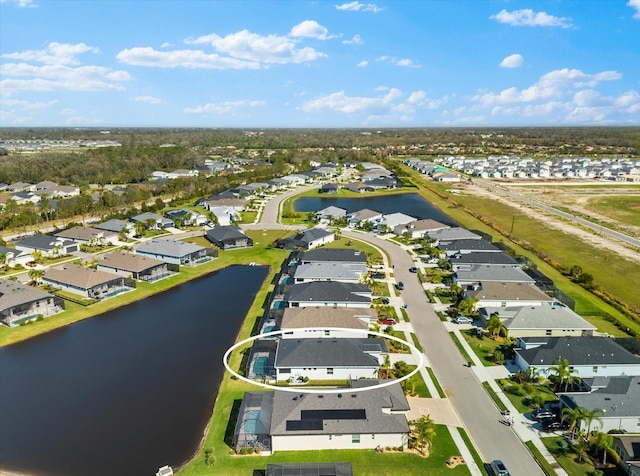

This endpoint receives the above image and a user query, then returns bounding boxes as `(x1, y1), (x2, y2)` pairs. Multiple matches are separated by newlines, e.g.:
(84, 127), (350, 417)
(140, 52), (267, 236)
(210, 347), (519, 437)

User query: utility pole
(509, 215), (515, 239)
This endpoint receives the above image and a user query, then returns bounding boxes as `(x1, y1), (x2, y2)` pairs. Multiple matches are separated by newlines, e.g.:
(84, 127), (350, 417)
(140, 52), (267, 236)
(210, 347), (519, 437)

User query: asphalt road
(343, 229), (544, 476)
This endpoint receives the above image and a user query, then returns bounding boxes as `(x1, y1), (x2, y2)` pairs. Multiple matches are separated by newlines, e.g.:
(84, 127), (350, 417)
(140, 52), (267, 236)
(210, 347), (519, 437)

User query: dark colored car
(380, 297), (390, 305)
(409, 267), (417, 273)
(541, 419), (562, 432)
(379, 317), (397, 326)
(396, 281), (404, 290)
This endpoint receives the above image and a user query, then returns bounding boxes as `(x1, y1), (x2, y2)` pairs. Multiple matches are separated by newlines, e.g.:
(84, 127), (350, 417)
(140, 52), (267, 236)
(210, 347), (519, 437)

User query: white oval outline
(223, 326), (425, 394)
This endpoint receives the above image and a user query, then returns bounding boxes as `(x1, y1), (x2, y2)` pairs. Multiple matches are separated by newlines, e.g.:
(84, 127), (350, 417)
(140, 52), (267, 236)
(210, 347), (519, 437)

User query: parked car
(489, 460), (510, 476)
(380, 297), (390, 305)
(379, 317), (397, 326)
(541, 419), (563, 432)
(455, 316), (473, 324)
(531, 408), (555, 421)
(409, 267), (417, 273)
(396, 281), (404, 290)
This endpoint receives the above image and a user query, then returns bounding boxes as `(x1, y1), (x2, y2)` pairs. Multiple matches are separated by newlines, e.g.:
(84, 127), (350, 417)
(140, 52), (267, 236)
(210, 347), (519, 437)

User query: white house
(465, 282), (556, 309)
(279, 307), (376, 339)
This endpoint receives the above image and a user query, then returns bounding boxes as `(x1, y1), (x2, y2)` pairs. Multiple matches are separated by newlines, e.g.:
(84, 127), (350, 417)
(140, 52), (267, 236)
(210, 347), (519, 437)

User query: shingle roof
(300, 248), (367, 264)
(287, 281), (371, 304)
(54, 226), (115, 242)
(280, 307), (375, 330)
(492, 304), (596, 332)
(294, 262), (361, 282)
(455, 265), (535, 283)
(44, 264), (123, 289)
(275, 338), (386, 368)
(269, 381), (409, 436)
(99, 251), (165, 273)
(136, 239), (206, 258)
(348, 208), (382, 221)
(439, 239), (500, 253)
(517, 337), (640, 367)
(0, 245), (26, 258)
(94, 219), (132, 233)
(0, 279), (53, 310)
(467, 282), (554, 302)
(561, 376), (640, 418)
(428, 227), (481, 241)
(409, 219), (450, 232)
(451, 252), (519, 266)
(206, 225), (248, 242)
(16, 235), (75, 251)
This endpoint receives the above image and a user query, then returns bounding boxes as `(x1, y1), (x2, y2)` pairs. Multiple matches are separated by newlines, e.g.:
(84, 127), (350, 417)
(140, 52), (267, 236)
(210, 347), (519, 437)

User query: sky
(1, 0), (639, 128)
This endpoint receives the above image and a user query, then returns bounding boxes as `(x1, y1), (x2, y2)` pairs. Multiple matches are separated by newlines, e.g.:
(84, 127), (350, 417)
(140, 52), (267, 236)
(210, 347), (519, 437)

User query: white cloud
(473, 68), (622, 106)
(335, 1), (383, 13)
(375, 56), (421, 68)
(289, 20), (337, 40)
(131, 95), (161, 104)
(491, 9), (574, 28)
(357, 60), (368, 67)
(184, 29), (326, 64)
(60, 108), (75, 115)
(629, 0), (640, 19)
(343, 34), (363, 45)
(0, 0), (37, 7)
(2, 98), (57, 110)
(1, 42), (99, 65)
(184, 99), (267, 114)
(161, 42), (173, 48)
(499, 53), (523, 68)
(117, 47), (261, 69)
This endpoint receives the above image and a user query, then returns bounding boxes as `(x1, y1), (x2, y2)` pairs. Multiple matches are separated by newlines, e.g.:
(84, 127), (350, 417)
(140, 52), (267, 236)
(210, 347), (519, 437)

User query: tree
(414, 414), (436, 456)
(591, 432), (617, 465)
(380, 354), (391, 379)
(562, 405), (586, 438)
(28, 268), (44, 285)
(31, 250), (43, 264)
(583, 407), (604, 435)
(550, 358), (581, 392)
(457, 298), (477, 317)
(485, 314), (507, 339)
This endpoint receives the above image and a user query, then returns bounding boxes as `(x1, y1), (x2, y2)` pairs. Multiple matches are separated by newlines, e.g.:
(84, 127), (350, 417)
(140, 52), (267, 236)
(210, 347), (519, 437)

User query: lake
(0, 265), (268, 476)
(294, 193), (458, 225)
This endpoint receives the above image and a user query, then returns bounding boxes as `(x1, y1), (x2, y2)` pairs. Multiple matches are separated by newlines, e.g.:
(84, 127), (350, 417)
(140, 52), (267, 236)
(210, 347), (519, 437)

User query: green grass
(388, 330), (410, 353)
(410, 333), (423, 352)
(481, 381), (508, 412)
(404, 365), (431, 398)
(460, 330), (503, 367)
(426, 367), (446, 398)
(401, 308), (410, 322)
(525, 440), (559, 476)
(586, 195), (640, 229)
(457, 427), (489, 476)
(540, 437), (599, 476)
(496, 379), (558, 414)
(448, 331), (474, 365)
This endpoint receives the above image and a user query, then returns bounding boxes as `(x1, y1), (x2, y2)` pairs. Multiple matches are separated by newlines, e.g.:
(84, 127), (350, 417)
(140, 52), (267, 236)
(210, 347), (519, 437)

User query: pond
(0, 265), (268, 476)
(294, 193), (457, 225)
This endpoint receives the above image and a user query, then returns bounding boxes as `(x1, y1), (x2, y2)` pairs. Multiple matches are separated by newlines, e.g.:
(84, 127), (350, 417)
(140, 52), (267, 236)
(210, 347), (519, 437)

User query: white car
(455, 316), (473, 324)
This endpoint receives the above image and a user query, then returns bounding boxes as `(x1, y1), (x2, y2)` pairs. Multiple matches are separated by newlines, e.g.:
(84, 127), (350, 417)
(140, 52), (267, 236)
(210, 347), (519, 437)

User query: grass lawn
(426, 367), (447, 399)
(540, 436), (604, 476)
(404, 365), (431, 398)
(460, 330), (504, 367)
(496, 379), (558, 414)
(525, 440), (558, 476)
(586, 194), (640, 229)
(481, 382), (508, 413)
(449, 332), (474, 366)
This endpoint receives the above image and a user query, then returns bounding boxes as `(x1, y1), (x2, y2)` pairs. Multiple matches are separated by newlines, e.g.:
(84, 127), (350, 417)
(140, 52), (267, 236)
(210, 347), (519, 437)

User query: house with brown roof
(96, 251), (175, 282)
(279, 307), (375, 339)
(0, 279), (64, 327)
(54, 226), (118, 246)
(465, 282), (555, 309)
(43, 264), (134, 300)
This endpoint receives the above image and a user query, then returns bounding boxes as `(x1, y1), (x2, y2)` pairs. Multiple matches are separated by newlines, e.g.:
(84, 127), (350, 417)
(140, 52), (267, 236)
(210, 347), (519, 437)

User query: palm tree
(380, 354), (391, 379)
(591, 431), (617, 465)
(562, 405), (586, 438)
(549, 358), (581, 392)
(28, 268), (44, 286)
(414, 414), (436, 455)
(486, 314), (506, 339)
(582, 407), (604, 435)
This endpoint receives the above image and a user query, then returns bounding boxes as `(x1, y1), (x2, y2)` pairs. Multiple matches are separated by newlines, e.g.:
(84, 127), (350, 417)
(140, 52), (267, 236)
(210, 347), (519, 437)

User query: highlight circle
(223, 326), (425, 394)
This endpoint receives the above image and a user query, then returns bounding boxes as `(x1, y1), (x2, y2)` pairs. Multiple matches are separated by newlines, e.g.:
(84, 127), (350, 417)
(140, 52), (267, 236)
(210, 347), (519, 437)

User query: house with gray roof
(54, 226), (118, 246)
(316, 206), (347, 224)
(438, 238), (501, 256)
(375, 213), (416, 233)
(450, 252), (521, 271)
(479, 303), (596, 338)
(287, 281), (372, 308)
(232, 381), (409, 453)
(347, 208), (382, 227)
(515, 336), (640, 379)
(343, 182), (375, 193)
(96, 251), (174, 282)
(43, 264), (134, 300)
(15, 235), (79, 257)
(279, 307), (375, 339)
(94, 219), (135, 238)
(612, 433), (640, 474)
(0, 245), (33, 268)
(265, 463), (353, 476)
(131, 212), (173, 229)
(293, 262), (364, 284)
(560, 377), (640, 434)
(465, 282), (556, 308)
(299, 248), (368, 266)
(454, 265), (536, 286)
(277, 228), (335, 251)
(427, 227), (481, 242)
(394, 218), (449, 238)
(206, 225), (253, 250)
(0, 279), (64, 327)
(274, 337), (387, 381)
(136, 239), (216, 266)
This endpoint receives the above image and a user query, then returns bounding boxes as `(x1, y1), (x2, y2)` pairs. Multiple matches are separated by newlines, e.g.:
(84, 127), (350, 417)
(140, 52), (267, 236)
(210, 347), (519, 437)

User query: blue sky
(1, 0), (639, 127)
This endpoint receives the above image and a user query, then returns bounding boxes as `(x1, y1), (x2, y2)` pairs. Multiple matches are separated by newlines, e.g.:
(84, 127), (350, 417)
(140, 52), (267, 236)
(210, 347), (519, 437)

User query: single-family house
(464, 282), (556, 308)
(54, 226), (118, 246)
(232, 381), (410, 454)
(94, 219), (136, 238)
(293, 262), (364, 284)
(427, 227), (481, 243)
(319, 183), (339, 194)
(287, 281), (372, 308)
(198, 196), (246, 212)
(279, 307), (375, 339)
(136, 239), (216, 266)
(209, 206), (241, 226)
(0, 279), (64, 327)
(450, 252), (521, 271)
(454, 265), (536, 286)
(131, 212), (173, 230)
(438, 239), (501, 257)
(375, 213), (416, 233)
(277, 228), (335, 251)
(11, 192), (40, 205)
(559, 377), (640, 434)
(274, 337), (387, 381)
(0, 245), (33, 267)
(165, 209), (208, 226)
(298, 248), (368, 268)
(96, 251), (174, 282)
(316, 206), (347, 224)
(343, 182), (375, 193)
(394, 219), (449, 238)
(612, 434), (640, 475)
(347, 209), (383, 228)
(514, 336), (640, 379)
(43, 264), (133, 300)
(478, 303), (596, 338)
(265, 463), (353, 476)
(15, 235), (79, 257)
(206, 226), (253, 250)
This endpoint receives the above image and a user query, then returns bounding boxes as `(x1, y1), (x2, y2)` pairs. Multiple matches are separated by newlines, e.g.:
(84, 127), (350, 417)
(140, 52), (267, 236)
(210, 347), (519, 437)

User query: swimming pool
(263, 326), (276, 334)
(252, 357), (268, 376)
(271, 300), (285, 309)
